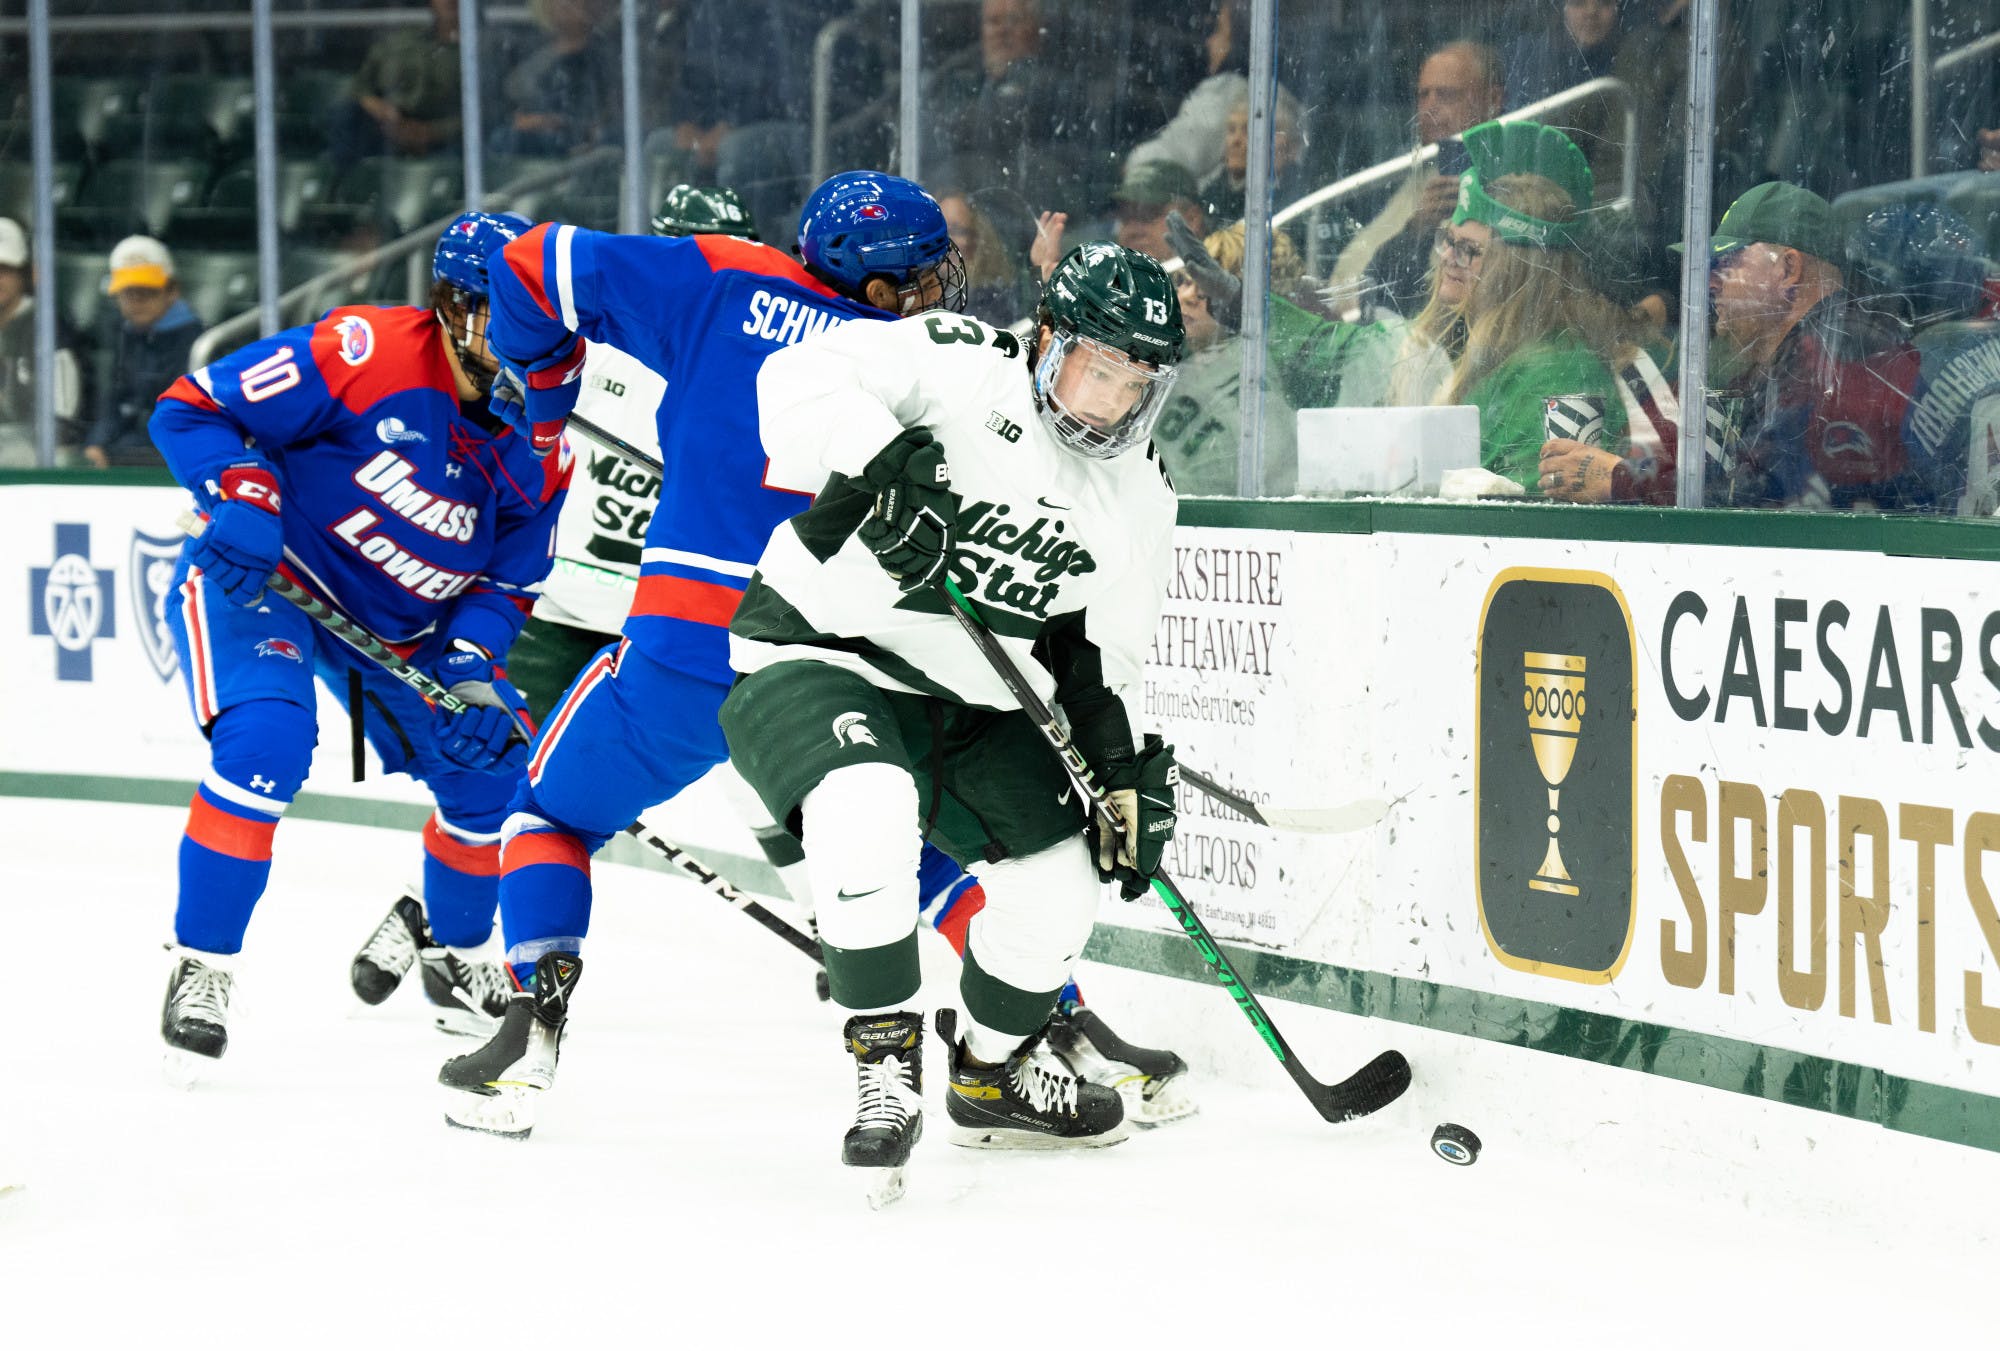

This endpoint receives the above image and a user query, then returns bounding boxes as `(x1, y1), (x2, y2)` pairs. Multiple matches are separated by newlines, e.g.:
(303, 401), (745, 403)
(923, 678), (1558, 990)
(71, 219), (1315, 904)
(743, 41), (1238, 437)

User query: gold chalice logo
(1524, 652), (1585, 896)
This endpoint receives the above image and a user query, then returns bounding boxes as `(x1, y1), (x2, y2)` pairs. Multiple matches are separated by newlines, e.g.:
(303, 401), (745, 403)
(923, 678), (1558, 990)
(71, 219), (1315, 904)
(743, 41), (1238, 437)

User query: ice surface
(1, 798), (1991, 1344)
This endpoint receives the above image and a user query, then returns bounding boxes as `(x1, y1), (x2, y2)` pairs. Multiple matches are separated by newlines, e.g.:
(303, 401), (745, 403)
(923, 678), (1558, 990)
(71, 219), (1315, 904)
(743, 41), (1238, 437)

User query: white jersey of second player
(535, 343), (666, 635)
(736, 310), (1177, 744)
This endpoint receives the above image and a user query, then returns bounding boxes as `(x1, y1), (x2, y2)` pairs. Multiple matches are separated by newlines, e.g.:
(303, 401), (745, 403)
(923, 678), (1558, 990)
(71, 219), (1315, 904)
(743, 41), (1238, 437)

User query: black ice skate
(349, 892), (428, 1005)
(1044, 1002), (1197, 1127)
(842, 1012), (925, 1208)
(161, 945), (236, 1085)
(438, 952), (579, 1139)
(419, 944), (513, 1036)
(941, 1009), (1128, 1150)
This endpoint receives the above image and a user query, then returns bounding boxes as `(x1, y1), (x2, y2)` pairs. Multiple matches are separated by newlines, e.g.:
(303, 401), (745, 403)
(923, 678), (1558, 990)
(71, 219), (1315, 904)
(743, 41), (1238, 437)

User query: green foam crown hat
(1450, 119), (1594, 250)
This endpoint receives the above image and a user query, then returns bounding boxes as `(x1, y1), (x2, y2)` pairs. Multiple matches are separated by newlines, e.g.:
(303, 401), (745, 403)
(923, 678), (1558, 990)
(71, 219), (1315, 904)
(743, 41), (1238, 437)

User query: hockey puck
(1430, 1123), (1481, 1165)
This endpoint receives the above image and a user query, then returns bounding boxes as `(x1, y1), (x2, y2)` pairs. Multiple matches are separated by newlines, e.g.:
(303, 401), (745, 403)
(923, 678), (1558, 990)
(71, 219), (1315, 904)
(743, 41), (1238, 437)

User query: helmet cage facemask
(436, 290), (498, 397)
(872, 241), (968, 317)
(1031, 329), (1177, 460)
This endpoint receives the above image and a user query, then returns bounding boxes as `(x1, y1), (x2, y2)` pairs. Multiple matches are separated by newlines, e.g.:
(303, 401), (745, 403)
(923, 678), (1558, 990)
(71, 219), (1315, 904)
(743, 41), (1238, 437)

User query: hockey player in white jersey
(719, 242), (1186, 1188)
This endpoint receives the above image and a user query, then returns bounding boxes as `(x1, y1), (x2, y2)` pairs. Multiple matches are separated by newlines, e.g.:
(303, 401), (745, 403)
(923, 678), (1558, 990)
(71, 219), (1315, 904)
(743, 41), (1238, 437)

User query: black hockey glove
(1166, 211), (1242, 332)
(1095, 734), (1178, 899)
(856, 426), (958, 593)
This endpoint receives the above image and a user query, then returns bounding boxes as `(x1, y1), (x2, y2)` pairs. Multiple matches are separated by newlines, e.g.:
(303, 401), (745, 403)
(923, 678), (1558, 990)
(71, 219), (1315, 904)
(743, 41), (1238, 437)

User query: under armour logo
(250, 775), (275, 793)
(832, 712), (878, 747)
(445, 461), (462, 477)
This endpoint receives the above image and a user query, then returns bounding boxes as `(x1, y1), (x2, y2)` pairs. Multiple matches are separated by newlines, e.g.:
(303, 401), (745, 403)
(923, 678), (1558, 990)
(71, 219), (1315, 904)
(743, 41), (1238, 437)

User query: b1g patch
(1474, 568), (1635, 983)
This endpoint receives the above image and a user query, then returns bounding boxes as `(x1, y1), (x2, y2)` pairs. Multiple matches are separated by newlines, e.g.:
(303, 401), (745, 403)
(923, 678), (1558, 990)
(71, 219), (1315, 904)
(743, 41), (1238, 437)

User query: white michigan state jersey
(734, 310), (1177, 744)
(535, 344), (665, 634)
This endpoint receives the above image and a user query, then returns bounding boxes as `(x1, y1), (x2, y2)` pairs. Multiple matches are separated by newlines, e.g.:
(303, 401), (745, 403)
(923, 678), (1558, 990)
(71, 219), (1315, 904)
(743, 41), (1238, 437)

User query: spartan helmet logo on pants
(832, 713), (878, 747)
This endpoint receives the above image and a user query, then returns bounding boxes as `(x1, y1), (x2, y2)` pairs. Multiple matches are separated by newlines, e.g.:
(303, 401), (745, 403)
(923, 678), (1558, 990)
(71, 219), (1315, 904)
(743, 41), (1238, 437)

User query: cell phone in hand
(1434, 139), (1470, 176)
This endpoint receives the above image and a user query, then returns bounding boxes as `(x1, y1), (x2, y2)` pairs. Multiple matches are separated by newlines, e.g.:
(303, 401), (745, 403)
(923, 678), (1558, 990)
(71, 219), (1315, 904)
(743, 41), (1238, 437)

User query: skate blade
(1121, 1075), (1199, 1128)
(863, 1166), (908, 1209)
(431, 1005), (502, 1038)
(948, 1119), (1131, 1151)
(441, 1084), (539, 1139)
(162, 1047), (220, 1088)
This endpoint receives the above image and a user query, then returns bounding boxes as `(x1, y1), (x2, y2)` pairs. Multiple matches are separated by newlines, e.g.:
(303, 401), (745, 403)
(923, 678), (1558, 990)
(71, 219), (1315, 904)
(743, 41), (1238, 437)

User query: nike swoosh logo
(1036, 496), (1070, 510)
(836, 887), (883, 903)
(1057, 786), (1073, 806)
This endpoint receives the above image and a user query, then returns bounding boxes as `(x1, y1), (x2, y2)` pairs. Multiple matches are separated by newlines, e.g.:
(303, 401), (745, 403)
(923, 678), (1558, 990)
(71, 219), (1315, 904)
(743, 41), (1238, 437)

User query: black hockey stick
(175, 513), (823, 963)
(567, 412), (664, 474)
(935, 577), (1410, 1124)
(620, 824), (822, 961)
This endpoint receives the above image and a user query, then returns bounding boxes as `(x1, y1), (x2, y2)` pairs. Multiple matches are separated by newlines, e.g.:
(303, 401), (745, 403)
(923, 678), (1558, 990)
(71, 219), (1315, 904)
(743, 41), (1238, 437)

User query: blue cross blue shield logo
(29, 523), (117, 681)
(130, 529), (183, 682)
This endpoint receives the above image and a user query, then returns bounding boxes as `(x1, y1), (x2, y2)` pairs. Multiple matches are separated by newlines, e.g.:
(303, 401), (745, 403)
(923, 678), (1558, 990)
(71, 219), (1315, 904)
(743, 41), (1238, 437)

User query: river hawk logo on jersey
(376, 416), (427, 446)
(29, 523), (117, 682)
(255, 637), (304, 662)
(334, 314), (375, 366)
(130, 529), (183, 682)
(984, 412), (1023, 443)
(832, 712), (878, 747)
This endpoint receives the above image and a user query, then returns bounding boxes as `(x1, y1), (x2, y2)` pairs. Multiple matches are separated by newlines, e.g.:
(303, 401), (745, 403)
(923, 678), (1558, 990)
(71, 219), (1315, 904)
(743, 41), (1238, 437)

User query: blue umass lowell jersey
(488, 224), (881, 678)
(152, 305), (568, 655)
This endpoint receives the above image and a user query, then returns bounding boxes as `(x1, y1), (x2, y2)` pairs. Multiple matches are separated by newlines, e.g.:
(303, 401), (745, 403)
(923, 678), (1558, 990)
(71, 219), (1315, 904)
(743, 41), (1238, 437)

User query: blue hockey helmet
(1847, 201), (1993, 325)
(796, 171), (965, 315)
(433, 210), (533, 303)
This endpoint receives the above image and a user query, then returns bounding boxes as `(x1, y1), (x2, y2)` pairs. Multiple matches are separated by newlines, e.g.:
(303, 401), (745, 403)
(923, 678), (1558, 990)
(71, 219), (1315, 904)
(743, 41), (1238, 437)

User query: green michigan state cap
(1677, 181), (1840, 260)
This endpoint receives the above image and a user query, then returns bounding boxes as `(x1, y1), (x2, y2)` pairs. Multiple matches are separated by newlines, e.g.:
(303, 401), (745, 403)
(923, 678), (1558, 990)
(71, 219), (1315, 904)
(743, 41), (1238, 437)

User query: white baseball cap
(109, 234), (175, 292)
(0, 218), (26, 270)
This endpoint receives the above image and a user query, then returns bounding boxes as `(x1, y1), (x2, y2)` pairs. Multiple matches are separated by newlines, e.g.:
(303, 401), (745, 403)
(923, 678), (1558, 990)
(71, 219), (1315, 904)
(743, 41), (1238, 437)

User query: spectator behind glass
(1541, 182), (1926, 511)
(1180, 123), (1645, 491)
(1327, 40), (1505, 318)
(1111, 159), (1208, 263)
(1153, 219), (1304, 495)
(1505, 0), (1622, 108)
(675, 0), (851, 252)
(0, 217), (84, 467)
(1127, 1), (1287, 186)
(925, 0), (1085, 211)
(85, 236), (202, 470)
(494, 0), (620, 158)
(1853, 203), (1996, 515)
(324, 0), (462, 175)
(937, 189), (1025, 326)
(1200, 89), (1306, 230)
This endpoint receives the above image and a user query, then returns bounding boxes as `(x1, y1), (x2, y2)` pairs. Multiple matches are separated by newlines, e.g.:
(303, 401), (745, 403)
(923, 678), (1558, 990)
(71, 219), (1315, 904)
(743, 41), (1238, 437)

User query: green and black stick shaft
(936, 577), (1411, 1124)
(175, 512), (823, 963)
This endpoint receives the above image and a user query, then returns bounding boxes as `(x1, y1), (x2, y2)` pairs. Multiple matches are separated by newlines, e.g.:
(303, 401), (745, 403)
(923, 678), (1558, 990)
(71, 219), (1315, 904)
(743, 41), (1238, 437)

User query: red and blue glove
(191, 463), (285, 607)
(489, 337), (585, 451)
(430, 639), (533, 773)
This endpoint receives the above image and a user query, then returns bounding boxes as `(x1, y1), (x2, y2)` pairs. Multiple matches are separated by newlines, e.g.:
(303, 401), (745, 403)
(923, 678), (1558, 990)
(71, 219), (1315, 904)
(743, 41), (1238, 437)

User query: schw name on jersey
(327, 449), (483, 601)
(742, 289), (853, 348)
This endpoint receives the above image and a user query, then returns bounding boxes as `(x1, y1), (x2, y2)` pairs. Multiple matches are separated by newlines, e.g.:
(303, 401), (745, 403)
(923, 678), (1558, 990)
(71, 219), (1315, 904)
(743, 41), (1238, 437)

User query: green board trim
(1175, 496), (2000, 561)
(1081, 926), (2000, 1155)
(7, 770), (1991, 1154)
(8, 472), (1998, 561)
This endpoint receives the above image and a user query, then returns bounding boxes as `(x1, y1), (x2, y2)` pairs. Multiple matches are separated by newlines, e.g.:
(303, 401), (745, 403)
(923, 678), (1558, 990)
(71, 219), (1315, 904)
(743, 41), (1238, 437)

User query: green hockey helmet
(1031, 242), (1184, 460)
(651, 184), (759, 240)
